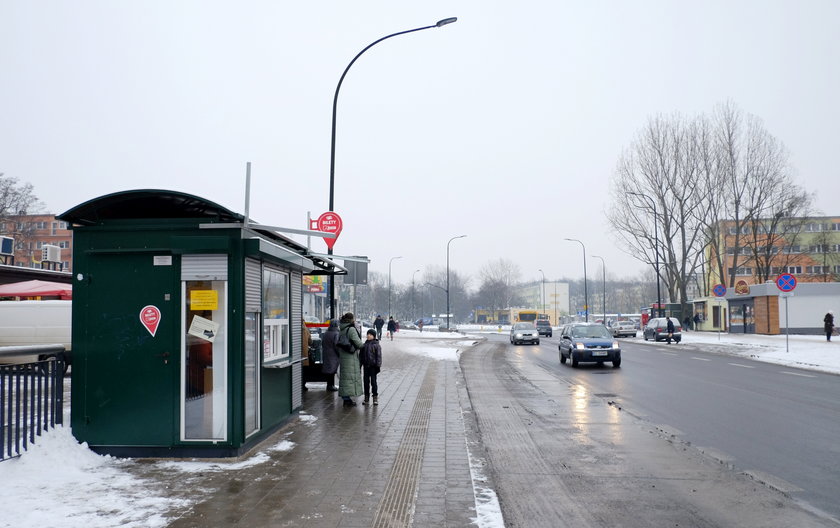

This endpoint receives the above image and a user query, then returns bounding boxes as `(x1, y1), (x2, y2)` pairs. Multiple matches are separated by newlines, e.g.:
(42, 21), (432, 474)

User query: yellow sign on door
(191, 290), (219, 310)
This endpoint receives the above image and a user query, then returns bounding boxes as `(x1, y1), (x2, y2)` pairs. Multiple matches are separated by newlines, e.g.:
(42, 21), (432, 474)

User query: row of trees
(0, 173), (43, 244)
(608, 101), (812, 311)
(337, 259), (660, 323)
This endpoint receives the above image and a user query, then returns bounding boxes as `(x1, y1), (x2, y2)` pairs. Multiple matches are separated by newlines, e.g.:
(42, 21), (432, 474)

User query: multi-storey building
(0, 214), (73, 272)
(706, 216), (840, 289)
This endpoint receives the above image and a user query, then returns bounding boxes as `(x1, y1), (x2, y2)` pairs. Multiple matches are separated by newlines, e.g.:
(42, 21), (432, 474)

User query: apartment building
(0, 214), (72, 272)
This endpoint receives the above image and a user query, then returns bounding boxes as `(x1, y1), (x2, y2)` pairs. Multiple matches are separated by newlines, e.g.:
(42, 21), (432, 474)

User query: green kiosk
(59, 190), (340, 457)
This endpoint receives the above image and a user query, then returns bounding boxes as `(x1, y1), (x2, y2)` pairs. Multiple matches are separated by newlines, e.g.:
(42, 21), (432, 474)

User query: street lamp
(592, 255), (606, 322)
(412, 269), (421, 321)
(564, 238), (588, 322)
(326, 17), (458, 319)
(388, 256), (403, 319)
(628, 192), (662, 317)
(538, 269), (546, 316)
(446, 235), (467, 330)
(426, 282), (446, 321)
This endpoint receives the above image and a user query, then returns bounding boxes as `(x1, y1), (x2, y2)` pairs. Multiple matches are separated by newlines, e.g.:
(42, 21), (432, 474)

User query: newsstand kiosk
(59, 189), (342, 457)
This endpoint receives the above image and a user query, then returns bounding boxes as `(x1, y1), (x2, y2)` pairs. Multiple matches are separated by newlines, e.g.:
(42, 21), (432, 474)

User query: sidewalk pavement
(167, 336), (490, 528)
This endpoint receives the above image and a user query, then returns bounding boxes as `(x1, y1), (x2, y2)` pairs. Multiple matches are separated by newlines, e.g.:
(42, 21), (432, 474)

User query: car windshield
(514, 323), (535, 330)
(570, 325), (611, 339)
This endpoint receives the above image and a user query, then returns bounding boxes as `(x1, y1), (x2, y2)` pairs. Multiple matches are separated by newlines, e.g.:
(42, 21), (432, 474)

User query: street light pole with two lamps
(564, 238), (588, 322)
(446, 235), (467, 330)
(591, 255), (606, 322)
(388, 256), (403, 318)
(326, 17), (458, 320)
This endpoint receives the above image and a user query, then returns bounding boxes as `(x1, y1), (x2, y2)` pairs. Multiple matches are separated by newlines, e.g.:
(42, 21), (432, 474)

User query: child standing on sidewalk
(360, 329), (382, 405)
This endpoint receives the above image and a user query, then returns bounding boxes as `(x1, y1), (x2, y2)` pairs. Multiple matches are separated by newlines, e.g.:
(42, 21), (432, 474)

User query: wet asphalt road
(492, 332), (840, 522)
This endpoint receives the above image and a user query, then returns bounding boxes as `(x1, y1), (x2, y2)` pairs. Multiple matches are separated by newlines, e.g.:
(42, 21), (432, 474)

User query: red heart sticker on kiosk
(140, 305), (161, 336)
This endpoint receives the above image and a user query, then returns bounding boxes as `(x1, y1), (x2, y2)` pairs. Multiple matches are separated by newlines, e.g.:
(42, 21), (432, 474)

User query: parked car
(535, 320), (553, 337)
(608, 319), (636, 338)
(558, 323), (621, 367)
(510, 322), (540, 345)
(643, 317), (682, 343)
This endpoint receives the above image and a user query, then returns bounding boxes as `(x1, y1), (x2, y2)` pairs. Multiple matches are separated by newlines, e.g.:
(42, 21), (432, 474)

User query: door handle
(155, 352), (171, 364)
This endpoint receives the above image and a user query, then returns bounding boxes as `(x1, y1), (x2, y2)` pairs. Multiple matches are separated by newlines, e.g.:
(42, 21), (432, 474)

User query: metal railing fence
(0, 345), (66, 461)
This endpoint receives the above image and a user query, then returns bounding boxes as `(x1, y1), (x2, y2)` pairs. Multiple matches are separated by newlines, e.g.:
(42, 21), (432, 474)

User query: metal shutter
(245, 258), (261, 312)
(181, 254), (228, 281)
(291, 270), (302, 360)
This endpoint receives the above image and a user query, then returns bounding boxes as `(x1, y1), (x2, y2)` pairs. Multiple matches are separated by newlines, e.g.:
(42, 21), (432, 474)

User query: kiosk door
(77, 252), (177, 446)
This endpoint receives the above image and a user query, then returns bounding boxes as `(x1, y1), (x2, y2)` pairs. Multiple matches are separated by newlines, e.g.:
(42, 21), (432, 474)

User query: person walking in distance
(374, 315), (385, 340)
(320, 319), (340, 391)
(338, 313), (364, 407)
(359, 329), (382, 405)
(666, 317), (675, 344)
(386, 316), (397, 341)
(824, 310), (834, 342)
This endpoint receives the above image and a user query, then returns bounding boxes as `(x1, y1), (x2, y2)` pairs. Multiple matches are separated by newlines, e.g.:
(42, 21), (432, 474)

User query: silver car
(510, 322), (540, 345)
(609, 319), (636, 338)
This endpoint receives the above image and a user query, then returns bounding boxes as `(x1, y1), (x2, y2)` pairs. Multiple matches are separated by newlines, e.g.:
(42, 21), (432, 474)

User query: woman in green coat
(338, 313), (364, 406)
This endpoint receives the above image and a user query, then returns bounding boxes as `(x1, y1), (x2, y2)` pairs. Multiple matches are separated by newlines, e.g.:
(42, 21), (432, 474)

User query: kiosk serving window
(181, 255), (228, 441)
(263, 267), (290, 366)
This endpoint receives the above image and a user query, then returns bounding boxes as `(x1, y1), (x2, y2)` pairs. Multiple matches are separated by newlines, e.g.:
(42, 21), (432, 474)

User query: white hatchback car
(510, 322), (540, 345)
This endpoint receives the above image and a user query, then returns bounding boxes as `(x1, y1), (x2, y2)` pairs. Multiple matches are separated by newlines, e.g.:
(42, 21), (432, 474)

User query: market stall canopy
(0, 280), (72, 299)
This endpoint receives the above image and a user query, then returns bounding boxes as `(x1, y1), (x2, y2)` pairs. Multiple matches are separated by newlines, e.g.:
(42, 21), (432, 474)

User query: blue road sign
(713, 284), (727, 297)
(776, 273), (797, 292)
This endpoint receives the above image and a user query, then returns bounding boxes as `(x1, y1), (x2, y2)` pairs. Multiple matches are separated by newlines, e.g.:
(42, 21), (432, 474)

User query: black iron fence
(0, 345), (66, 461)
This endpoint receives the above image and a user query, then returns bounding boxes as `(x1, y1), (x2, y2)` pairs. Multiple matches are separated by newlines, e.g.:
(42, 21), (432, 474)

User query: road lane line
(779, 371), (816, 378)
(662, 352), (678, 356)
(691, 357), (711, 361)
(728, 363), (755, 368)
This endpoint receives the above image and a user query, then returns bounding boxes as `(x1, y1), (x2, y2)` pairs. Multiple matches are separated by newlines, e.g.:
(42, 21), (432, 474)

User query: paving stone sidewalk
(166, 339), (482, 527)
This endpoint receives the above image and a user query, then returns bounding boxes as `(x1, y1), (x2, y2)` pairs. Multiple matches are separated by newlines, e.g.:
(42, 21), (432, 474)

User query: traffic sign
(712, 284), (727, 297)
(776, 273), (797, 292)
(310, 212), (343, 250)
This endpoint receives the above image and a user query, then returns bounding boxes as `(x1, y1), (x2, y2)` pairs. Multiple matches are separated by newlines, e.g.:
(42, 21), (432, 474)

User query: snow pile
(0, 426), (186, 528)
(655, 331), (840, 375)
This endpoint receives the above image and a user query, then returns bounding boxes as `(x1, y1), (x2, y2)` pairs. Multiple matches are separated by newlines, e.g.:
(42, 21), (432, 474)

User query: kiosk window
(263, 269), (290, 365)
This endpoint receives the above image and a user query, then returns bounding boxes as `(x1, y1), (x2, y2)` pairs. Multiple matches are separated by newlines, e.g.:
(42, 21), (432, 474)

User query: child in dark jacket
(360, 329), (382, 405)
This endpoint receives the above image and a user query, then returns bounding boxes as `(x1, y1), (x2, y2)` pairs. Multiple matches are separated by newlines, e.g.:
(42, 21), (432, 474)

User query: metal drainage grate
(372, 365), (437, 528)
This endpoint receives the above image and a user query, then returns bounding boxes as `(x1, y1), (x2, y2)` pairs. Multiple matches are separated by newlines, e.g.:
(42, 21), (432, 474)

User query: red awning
(0, 280), (72, 299)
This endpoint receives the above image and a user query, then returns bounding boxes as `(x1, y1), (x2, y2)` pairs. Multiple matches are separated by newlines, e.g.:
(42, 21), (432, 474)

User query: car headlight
(612, 341), (620, 350)
(575, 342), (585, 350)
(516, 333), (523, 338)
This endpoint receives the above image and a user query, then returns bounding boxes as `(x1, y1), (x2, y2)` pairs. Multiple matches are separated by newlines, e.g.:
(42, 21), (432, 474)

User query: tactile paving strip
(372, 365), (436, 527)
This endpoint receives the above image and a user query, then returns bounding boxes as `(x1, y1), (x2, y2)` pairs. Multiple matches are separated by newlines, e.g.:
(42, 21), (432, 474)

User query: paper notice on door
(188, 315), (220, 343)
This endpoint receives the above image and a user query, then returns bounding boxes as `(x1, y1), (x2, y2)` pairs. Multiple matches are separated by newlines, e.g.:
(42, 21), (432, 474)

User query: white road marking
(662, 352), (678, 356)
(691, 357), (711, 361)
(728, 363), (755, 369)
(779, 371), (816, 378)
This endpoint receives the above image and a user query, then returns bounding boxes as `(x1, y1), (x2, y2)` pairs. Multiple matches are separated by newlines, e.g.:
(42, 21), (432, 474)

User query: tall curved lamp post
(446, 235), (467, 330)
(592, 255), (606, 321)
(388, 256), (403, 318)
(628, 192), (662, 317)
(538, 269), (546, 316)
(412, 269), (421, 321)
(564, 238), (588, 322)
(326, 17), (458, 319)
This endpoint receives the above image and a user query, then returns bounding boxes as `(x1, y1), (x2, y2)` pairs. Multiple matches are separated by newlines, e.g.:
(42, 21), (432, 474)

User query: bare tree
(0, 173), (44, 257)
(474, 258), (521, 314)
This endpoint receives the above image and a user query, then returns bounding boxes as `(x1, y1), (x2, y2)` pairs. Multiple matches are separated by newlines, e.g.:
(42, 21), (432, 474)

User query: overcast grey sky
(2, 1), (838, 286)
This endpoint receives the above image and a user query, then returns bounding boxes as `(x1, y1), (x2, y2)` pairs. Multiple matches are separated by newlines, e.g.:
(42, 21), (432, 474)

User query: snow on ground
(0, 426), (186, 528)
(387, 328), (478, 361)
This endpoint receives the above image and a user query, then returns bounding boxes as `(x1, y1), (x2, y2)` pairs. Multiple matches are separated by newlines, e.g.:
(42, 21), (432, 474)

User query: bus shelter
(59, 189), (342, 457)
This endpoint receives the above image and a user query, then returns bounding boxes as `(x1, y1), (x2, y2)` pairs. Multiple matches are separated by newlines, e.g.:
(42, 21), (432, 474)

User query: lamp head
(436, 17), (458, 27)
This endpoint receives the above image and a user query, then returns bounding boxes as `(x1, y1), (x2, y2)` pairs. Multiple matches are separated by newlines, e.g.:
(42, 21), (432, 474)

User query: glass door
(181, 280), (228, 441)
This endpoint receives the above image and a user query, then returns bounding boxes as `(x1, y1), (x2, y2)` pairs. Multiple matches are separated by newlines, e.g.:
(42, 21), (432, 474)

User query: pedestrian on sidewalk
(418, 319), (424, 332)
(666, 317), (675, 344)
(321, 319), (340, 391)
(301, 318), (312, 392)
(338, 313), (363, 407)
(359, 329), (382, 405)
(824, 311), (834, 342)
(374, 315), (385, 340)
(387, 316), (397, 341)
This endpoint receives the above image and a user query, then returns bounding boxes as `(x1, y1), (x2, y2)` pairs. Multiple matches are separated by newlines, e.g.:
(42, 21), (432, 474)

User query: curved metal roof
(58, 189), (243, 226)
